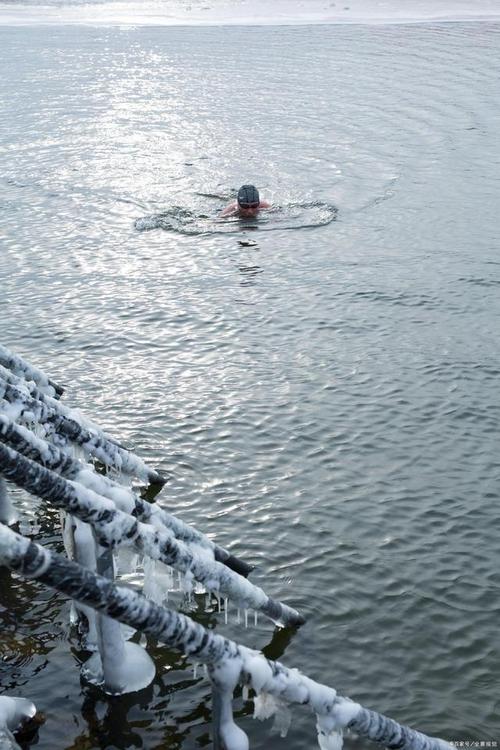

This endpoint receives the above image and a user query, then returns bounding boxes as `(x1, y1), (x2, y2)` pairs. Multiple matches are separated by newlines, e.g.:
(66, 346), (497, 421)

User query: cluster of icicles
(0, 344), (453, 750)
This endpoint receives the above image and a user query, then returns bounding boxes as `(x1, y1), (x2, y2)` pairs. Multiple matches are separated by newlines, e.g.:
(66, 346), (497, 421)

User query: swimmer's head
(237, 184), (260, 209)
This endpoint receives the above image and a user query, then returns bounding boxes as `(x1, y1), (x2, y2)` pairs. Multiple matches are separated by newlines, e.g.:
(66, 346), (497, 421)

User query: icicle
(253, 690), (292, 737)
(242, 685), (249, 702)
(61, 512), (75, 560)
(181, 569), (194, 597)
(317, 729), (344, 750)
(224, 598), (229, 625)
(254, 611), (258, 627)
(236, 608), (241, 624)
(193, 663), (198, 680)
(0, 478), (17, 526)
(143, 558), (165, 604)
(253, 692), (279, 720)
(272, 701), (292, 738)
(194, 580), (206, 595)
(316, 714), (344, 750)
(115, 547), (139, 576)
(72, 519), (99, 650)
(244, 610), (248, 628)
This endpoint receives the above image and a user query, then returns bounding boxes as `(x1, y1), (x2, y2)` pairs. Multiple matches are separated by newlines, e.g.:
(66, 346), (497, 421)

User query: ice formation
(0, 414), (251, 577)
(0, 441), (303, 627)
(0, 347), (454, 748)
(0, 477), (17, 525)
(0, 377), (164, 484)
(210, 657), (249, 750)
(83, 625), (156, 695)
(0, 344), (63, 398)
(0, 416), (194, 567)
(0, 524), (454, 750)
(0, 696), (37, 750)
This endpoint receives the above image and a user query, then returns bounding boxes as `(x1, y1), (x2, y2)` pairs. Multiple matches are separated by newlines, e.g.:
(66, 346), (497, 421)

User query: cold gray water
(0, 15), (499, 750)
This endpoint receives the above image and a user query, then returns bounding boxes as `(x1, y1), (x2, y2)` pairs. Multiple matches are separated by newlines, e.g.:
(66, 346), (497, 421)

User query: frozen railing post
(82, 540), (156, 694)
(0, 526), (454, 750)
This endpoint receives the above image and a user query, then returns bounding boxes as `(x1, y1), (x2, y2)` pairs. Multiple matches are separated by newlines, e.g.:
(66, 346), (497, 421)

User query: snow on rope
(0, 414), (253, 577)
(0, 524), (453, 750)
(0, 443), (304, 628)
(0, 377), (166, 486)
(0, 363), (127, 454)
(0, 344), (63, 399)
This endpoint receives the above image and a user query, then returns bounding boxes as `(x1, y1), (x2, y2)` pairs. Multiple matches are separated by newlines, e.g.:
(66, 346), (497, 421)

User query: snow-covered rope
(0, 444), (304, 627)
(0, 379), (166, 486)
(0, 415), (253, 577)
(0, 364), (125, 450)
(0, 344), (63, 398)
(0, 524), (453, 750)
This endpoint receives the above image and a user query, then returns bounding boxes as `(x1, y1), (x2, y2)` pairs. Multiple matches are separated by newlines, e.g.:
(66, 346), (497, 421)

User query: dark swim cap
(237, 184), (260, 208)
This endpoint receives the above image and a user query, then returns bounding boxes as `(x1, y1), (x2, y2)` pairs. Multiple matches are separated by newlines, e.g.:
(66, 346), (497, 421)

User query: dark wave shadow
(134, 201), (338, 236)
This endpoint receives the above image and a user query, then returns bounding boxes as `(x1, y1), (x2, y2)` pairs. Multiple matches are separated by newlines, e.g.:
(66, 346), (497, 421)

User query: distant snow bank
(1, 0), (500, 26)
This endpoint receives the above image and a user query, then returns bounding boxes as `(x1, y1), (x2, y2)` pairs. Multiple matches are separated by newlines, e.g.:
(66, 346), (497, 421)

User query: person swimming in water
(220, 184), (271, 218)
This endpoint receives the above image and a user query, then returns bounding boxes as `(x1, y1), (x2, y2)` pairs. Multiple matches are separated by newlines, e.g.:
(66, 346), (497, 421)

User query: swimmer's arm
(259, 200), (271, 209)
(219, 202), (238, 218)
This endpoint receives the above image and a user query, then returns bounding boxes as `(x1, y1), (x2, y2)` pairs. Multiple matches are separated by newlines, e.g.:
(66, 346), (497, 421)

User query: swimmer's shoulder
(220, 201), (238, 218)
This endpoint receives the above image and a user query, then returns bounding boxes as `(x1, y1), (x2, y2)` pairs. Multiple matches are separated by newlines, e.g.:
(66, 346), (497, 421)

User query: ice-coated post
(84, 542), (155, 694)
(0, 344), (63, 398)
(0, 526), (453, 750)
(0, 444), (304, 627)
(0, 415), (253, 578)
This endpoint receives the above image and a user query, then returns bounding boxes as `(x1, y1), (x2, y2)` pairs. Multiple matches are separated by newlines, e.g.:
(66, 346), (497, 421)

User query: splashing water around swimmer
(134, 200), (338, 235)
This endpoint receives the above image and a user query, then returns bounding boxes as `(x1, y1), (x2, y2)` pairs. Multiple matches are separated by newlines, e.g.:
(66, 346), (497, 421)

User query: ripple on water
(134, 201), (338, 235)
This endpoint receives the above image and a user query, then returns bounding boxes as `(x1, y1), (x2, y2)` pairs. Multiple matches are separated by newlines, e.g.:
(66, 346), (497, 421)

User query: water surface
(1, 19), (499, 750)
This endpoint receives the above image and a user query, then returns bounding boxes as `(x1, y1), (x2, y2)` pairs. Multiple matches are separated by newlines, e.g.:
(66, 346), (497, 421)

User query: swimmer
(220, 184), (271, 219)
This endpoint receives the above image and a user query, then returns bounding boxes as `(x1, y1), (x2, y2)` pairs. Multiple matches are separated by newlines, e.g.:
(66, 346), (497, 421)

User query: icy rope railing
(0, 344), (64, 399)
(0, 349), (303, 697)
(0, 524), (453, 750)
(0, 695), (37, 750)
(0, 363), (129, 455)
(0, 414), (253, 578)
(0, 442), (304, 628)
(0, 376), (166, 486)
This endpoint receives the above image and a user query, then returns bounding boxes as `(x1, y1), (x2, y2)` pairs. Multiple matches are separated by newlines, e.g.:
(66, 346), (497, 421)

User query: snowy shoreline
(1, 0), (500, 27)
